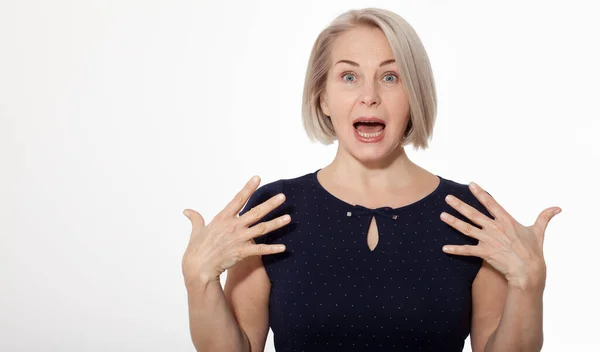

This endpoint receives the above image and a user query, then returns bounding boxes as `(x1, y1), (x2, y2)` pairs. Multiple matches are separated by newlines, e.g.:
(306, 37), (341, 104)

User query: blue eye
(384, 74), (398, 82)
(340, 72), (399, 83)
(342, 73), (356, 82)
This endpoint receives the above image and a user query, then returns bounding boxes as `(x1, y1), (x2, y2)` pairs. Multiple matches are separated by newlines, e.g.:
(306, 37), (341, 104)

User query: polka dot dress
(238, 168), (494, 352)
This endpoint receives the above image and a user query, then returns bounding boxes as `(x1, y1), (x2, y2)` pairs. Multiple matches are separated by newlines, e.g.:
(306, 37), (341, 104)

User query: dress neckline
(310, 168), (446, 212)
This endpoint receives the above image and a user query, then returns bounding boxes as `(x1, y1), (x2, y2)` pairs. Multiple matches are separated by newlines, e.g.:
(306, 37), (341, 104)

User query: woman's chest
(264, 211), (482, 321)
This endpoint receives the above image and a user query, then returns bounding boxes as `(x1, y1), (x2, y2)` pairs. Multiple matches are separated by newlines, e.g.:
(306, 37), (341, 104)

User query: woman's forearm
(485, 283), (544, 352)
(186, 279), (250, 352)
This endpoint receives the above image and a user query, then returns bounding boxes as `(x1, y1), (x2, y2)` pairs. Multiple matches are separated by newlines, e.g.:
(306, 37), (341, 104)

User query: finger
(239, 192), (286, 227)
(440, 211), (486, 241)
(444, 193), (495, 229)
(533, 207), (561, 240)
(183, 209), (205, 232)
(220, 175), (261, 218)
(242, 213), (291, 242)
(243, 243), (287, 257)
(468, 182), (508, 221)
(442, 244), (483, 257)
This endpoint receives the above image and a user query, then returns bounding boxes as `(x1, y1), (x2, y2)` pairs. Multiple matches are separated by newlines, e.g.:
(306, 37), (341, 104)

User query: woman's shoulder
(257, 170), (316, 195)
(439, 174), (495, 219)
(239, 170), (316, 216)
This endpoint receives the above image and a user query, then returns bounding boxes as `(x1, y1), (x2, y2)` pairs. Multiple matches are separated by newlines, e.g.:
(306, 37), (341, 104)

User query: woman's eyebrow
(334, 59), (396, 67)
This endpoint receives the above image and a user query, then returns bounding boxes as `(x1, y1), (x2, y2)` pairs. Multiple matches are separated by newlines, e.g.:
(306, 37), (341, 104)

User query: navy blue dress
(238, 169), (494, 352)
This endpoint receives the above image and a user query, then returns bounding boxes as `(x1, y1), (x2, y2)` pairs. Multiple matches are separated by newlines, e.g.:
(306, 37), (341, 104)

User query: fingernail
(183, 210), (190, 218)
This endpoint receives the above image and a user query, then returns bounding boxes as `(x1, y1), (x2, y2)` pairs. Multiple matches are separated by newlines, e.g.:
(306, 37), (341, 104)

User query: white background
(1, 0), (598, 351)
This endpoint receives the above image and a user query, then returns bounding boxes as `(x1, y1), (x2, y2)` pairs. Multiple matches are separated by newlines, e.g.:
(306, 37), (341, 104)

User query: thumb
(183, 209), (205, 230)
(534, 206), (561, 236)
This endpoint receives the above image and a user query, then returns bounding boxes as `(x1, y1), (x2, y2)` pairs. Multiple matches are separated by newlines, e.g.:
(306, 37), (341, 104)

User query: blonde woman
(181, 7), (560, 352)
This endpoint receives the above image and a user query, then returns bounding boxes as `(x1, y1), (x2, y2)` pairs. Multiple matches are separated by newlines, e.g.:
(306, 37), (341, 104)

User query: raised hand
(440, 181), (561, 291)
(181, 176), (290, 288)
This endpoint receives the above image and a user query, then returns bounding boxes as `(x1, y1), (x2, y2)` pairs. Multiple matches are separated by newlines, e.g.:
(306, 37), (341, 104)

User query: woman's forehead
(330, 28), (394, 62)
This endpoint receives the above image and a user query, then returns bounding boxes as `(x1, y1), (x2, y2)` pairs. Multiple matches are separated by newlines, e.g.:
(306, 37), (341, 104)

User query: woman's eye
(340, 72), (398, 83)
(341, 73), (356, 82)
(384, 74), (398, 82)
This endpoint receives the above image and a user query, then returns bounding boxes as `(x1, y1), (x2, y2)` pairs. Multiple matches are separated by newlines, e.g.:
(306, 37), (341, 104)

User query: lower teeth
(356, 129), (384, 138)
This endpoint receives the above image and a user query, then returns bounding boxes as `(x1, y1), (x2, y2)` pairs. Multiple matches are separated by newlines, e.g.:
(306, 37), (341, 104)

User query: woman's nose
(362, 88), (379, 106)
(361, 83), (380, 106)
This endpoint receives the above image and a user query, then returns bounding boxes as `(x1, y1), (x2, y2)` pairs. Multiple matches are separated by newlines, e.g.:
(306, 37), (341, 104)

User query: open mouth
(353, 121), (386, 138)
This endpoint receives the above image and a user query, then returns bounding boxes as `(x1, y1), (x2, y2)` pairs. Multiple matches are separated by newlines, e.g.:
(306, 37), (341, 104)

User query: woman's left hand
(440, 182), (561, 292)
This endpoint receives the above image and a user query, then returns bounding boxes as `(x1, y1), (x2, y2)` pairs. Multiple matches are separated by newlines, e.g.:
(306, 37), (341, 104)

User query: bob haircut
(301, 8), (437, 151)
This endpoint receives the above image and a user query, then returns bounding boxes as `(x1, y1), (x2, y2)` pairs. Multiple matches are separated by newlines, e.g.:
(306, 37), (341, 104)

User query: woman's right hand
(181, 176), (290, 288)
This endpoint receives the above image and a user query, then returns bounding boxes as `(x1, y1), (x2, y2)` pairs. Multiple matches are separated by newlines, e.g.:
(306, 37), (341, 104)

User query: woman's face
(320, 25), (410, 163)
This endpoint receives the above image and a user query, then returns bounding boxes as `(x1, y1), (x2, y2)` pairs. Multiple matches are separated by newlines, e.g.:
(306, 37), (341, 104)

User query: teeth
(356, 129), (384, 138)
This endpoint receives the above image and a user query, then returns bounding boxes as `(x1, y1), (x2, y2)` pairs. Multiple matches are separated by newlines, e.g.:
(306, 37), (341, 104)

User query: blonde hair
(301, 8), (437, 151)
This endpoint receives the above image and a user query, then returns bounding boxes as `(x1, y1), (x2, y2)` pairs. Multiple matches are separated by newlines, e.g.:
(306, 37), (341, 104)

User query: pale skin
(217, 24), (560, 352)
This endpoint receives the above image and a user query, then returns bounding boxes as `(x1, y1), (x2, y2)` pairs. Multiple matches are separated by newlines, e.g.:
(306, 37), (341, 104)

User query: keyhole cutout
(367, 216), (380, 251)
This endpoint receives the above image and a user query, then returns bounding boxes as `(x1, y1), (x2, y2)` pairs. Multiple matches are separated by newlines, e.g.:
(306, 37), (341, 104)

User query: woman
(181, 7), (560, 352)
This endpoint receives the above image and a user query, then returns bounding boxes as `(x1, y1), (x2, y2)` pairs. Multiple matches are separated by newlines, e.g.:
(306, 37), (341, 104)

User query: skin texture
(319, 25), (419, 191)
(317, 24), (441, 211)
(320, 25), (410, 170)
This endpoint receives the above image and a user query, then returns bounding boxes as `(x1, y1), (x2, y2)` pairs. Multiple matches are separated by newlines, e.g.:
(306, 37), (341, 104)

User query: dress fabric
(237, 169), (494, 352)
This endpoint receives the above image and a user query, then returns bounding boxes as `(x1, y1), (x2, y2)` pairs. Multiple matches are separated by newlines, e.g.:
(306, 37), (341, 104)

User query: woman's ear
(319, 95), (331, 117)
